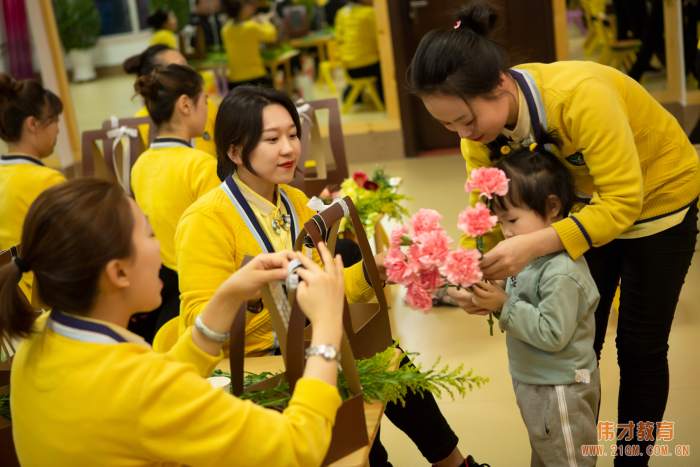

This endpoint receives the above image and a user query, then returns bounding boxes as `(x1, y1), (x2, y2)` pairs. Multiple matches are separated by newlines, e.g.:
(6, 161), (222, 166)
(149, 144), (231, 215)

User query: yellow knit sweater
(175, 181), (376, 357)
(461, 61), (700, 259)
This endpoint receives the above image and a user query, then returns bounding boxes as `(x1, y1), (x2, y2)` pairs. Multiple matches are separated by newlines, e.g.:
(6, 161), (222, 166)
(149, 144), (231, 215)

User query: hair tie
(14, 256), (30, 274)
(529, 142), (538, 152)
(454, 20), (461, 29)
(500, 145), (511, 155)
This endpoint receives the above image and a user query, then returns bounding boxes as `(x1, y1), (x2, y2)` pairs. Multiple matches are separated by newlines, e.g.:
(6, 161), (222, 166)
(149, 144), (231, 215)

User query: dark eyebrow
(263, 123), (297, 133)
(434, 113), (470, 124)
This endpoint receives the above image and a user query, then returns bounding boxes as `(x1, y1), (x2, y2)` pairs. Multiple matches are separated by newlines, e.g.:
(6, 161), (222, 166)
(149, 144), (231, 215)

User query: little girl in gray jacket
(471, 131), (600, 467)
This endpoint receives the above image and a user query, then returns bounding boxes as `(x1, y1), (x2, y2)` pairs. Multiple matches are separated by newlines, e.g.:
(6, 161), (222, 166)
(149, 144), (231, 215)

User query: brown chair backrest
(101, 116), (155, 149)
(282, 5), (310, 39)
(81, 128), (143, 194)
(295, 197), (393, 361)
(229, 254), (369, 466)
(0, 245), (30, 387)
(0, 385), (20, 467)
(291, 99), (349, 197)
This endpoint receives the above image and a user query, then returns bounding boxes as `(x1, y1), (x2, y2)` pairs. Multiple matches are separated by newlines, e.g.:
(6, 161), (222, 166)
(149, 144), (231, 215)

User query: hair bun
(123, 54), (143, 75)
(134, 72), (161, 102)
(0, 73), (21, 99)
(456, 0), (498, 37)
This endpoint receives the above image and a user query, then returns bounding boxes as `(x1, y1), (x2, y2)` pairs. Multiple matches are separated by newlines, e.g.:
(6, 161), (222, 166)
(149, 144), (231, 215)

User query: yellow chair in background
(317, 40), (342, 93)
(341, 67), (384, 114)
(594, 11), (641, 71)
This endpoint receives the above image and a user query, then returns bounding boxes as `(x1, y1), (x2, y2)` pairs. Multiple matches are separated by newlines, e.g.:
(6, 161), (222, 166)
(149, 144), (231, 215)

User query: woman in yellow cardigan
(148, 8), (179, 49)
(408, 2), (700, 463)
(129, 64), (221, 342)
(0, 74), (66, 301)
(0, 178), (347, 467)
(173, 86), (483, 467)
(124, 44), (218, 157)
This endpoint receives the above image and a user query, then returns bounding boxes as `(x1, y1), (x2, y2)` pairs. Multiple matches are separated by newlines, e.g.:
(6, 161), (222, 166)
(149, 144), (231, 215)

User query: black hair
(407, 1), (512, 126)
(123, 44), (172, 77)
(134, 64), (203, 126)
(225, 0), (256, 19)
(147, 8), (171, 30)
(215, 85), (301, 181)
(491, 131), (575, 220)
(0, 74), (63, 143)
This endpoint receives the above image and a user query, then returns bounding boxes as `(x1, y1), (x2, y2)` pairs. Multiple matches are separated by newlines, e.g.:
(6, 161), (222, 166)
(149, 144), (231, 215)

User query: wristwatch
(305, 344), (340, 362)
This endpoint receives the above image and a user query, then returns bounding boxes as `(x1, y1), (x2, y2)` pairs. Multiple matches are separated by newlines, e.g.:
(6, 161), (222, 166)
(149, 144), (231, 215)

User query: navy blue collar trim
(50, 310), (128, 343)
(507, 70), (542, 142)
(224, 175), (276, 253)
(1, 155), (45, 166)
(153, 137), (192, 148)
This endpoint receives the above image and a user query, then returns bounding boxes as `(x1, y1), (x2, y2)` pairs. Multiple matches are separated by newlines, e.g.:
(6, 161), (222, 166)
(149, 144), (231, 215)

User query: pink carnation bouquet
(386, 167), (509, 335)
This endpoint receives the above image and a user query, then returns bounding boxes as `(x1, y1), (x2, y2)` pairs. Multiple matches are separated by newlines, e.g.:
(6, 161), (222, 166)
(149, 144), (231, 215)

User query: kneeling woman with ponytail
(0, 74), (66, 301)
(129, 64), (221, 341)
(2, 178), (348, 467)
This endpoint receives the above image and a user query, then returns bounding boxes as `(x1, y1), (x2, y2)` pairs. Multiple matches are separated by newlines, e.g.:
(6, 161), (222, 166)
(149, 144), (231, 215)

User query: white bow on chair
(107, 118), (139, 196)
(295, 99), (314, 126)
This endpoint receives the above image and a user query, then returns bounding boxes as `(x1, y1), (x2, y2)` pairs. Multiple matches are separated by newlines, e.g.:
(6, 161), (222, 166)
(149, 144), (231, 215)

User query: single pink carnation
(408, 230), (453, 267)
(465, 167), (510, 199)
(410, 209), (444, 235)
(353, 171), (369, 186)
(390, 225), (410, 250)
(458, 202), (498, 237)
(439, 248), (483, 288)
(405, 283), (434, 313)
(385, 248), (415, 285)
(415, 265), (446, 291)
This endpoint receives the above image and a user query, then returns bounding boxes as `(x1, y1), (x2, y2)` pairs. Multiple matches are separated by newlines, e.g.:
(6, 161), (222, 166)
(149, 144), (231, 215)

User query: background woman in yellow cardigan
(124, 44), (219, 157)
(0, 177), (349, 467)
(129, 64), (221, 343)
(409, 2), (700, 463)
(147, 8), (179, 49)
(173, 86), (486, 467)
(0, 74), (66, 302)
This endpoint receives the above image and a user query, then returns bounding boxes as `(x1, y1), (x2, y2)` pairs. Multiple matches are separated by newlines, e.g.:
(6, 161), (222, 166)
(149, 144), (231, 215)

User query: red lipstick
(472, 135), (484, 142)
(279, 161), (294, 169)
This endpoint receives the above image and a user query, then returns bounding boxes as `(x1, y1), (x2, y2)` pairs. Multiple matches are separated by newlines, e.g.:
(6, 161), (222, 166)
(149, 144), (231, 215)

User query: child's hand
(471, 281), (510, 312)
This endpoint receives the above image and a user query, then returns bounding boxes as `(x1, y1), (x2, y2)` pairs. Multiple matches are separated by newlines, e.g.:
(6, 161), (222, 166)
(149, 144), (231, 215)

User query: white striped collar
(149, 137), (192, 150)
(0, 154), (45, 167)
(47, 311), (151, 348)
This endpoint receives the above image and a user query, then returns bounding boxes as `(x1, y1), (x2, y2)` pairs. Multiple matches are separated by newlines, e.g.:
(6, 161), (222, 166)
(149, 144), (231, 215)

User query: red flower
(363, 180), (380, 191)
(353, 171), (369, 186)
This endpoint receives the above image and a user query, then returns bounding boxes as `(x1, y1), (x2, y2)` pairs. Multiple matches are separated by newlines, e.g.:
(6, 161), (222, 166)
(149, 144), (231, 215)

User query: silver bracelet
(195, 315), (231, 343)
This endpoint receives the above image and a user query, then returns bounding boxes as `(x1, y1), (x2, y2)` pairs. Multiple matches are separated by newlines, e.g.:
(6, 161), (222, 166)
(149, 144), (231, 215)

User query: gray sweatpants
(512, 368), (601, 467)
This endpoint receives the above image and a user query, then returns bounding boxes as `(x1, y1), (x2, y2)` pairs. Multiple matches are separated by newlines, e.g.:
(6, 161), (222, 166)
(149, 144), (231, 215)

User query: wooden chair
(282, 5), (310, 39)
(317, 40), (341, 93)
(0, 385), (19, 467)
(291, 98), (350, 198)
(341, 66), (384, 114)
(0, 245), (32, 386)
(81, 127), (143, 195)
(102, 116), (155, 152)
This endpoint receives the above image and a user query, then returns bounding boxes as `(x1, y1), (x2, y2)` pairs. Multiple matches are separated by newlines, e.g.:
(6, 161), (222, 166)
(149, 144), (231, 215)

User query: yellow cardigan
(461, 61), (700, 259)
(221, 19), (277, 83)
(0, 155), (66, 298)
(175, 180), (376, 357)
(131, 139), (221, 271)
(11, 312), (341, 467)
(150, 29), (177, 49)
(135, 100), (218, 158)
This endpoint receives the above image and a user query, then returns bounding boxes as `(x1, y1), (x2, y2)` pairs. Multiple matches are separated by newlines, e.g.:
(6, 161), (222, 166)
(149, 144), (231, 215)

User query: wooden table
(264, 49), (301, 97)
(217, 348), (401, 467)
(289, 33), (334, 63)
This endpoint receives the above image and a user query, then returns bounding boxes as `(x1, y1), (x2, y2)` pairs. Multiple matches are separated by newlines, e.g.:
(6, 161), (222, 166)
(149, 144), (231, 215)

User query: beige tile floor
(350, 156), (700, 466)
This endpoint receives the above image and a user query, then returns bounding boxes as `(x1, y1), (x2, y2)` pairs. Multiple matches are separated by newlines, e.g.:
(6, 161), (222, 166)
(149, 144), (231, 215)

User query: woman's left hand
(374, 250), (390, 282)
(480, 235), (534, 280)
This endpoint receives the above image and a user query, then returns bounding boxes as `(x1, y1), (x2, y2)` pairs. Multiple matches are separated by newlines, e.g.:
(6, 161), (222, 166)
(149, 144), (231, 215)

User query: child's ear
(178, 94), (191, 116)
(546, 194), (562, 220)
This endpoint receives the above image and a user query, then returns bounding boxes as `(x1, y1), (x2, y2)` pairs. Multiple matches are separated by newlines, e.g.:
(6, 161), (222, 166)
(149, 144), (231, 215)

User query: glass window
(137, 0), (151, 31)
(95, 0), (133, 36)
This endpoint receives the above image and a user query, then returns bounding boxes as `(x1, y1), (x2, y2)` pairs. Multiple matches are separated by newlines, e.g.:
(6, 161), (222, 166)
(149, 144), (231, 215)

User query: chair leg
(343, 84), (363, 114)
(325, 68), (337, 94)
(365, 83), (385, 112)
